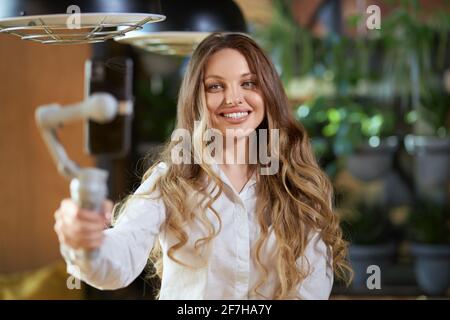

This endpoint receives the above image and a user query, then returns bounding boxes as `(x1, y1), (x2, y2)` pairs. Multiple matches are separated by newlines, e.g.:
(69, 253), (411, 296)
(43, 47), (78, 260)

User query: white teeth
(223, 112), (249, 119)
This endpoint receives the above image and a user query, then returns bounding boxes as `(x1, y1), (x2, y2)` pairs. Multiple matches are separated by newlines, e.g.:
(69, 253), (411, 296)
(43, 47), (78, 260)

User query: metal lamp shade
(0, 0), (165, 44)
(116, 0), (247, 55)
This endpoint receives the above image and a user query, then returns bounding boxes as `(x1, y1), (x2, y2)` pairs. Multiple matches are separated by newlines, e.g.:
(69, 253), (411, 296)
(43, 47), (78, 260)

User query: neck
(220, 135), (251, 176)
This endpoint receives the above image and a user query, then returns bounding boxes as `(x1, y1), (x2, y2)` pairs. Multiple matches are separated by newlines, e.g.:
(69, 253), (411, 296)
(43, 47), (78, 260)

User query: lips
(219, 106), (252, 116)
(223, 111), (249, 119)
(216, 105), (253, 124)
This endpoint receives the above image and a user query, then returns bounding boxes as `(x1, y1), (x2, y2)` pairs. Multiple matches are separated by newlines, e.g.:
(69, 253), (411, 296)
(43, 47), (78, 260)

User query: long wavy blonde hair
(114, 32), (352, 299)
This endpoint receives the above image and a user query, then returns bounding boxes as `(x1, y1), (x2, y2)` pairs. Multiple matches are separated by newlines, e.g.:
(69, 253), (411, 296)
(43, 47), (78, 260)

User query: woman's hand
(54, 199), (114, 251)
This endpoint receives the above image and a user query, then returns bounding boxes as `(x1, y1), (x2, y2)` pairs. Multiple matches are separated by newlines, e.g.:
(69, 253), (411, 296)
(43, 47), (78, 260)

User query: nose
(224, 85), (243, 105)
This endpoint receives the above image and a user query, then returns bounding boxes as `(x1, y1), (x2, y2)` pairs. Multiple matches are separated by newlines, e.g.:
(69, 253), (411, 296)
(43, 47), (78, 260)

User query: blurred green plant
(296, 96), (396, 157)
(135, 77), (177, 142)
(255, 0), (315, 83)
(257, 0), (450, 135)
(254, 0), (450, 183)
(407, 199), (450, 244)
(378, 2), (450, 136)
(340, 201), (394, 245)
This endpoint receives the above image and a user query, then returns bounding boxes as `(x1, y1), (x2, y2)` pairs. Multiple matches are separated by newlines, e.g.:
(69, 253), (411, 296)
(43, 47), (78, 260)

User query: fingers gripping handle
(70, 167), (108, 260)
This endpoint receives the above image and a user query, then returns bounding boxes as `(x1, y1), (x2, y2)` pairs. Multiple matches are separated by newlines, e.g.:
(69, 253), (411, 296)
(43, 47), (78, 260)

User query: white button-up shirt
(62, 162), (333, 299)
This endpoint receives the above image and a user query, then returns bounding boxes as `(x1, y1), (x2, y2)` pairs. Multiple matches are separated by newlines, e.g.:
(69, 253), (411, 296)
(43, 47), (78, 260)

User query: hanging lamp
(115, 0), (247, 55)
(0, 0), (165, 44)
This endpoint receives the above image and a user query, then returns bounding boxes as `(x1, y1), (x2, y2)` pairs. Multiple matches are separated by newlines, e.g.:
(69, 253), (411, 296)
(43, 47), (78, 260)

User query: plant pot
(410, 243), (450, 296)
(348, 243), (396, 289)
(405, 135), (450, 204)
(347, 136), (398, 182)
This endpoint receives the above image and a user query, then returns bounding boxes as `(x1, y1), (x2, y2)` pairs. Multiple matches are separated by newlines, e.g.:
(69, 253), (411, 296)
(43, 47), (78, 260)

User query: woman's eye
(242, 81), (257, 89)
(206, 83), (223, 91)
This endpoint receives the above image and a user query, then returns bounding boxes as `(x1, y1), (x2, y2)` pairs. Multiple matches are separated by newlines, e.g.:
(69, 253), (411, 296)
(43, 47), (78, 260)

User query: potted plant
(257, 0), (449, 191)
(379, 5), (450, 203)
(404, 90), (450, 203)
(408, 199), (450, 296)
(297, 95), (398, 181)
(340, 201), (396, 289)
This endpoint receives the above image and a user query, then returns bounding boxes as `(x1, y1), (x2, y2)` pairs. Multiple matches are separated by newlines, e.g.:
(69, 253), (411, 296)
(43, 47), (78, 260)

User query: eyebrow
(204, 72), (256, 80)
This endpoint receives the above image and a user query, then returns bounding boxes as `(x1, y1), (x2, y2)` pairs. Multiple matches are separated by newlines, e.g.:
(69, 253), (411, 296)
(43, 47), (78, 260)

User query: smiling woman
(53, 32), (352, 300)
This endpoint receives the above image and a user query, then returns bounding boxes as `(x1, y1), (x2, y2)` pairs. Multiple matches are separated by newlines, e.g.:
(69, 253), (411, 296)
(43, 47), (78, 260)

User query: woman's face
(203, 48), (265, 137)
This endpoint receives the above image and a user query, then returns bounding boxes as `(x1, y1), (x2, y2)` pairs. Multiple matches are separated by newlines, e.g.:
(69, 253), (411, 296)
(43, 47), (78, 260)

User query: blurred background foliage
(255, 0), (449, 162)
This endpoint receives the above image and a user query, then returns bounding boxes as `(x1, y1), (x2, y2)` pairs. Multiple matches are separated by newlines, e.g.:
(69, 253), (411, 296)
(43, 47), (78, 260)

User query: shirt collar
(209, 161), (257, 197)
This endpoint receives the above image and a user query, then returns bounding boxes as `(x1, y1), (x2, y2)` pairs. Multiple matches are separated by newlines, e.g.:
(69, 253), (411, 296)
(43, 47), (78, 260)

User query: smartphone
(85, 57), (133, 158)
